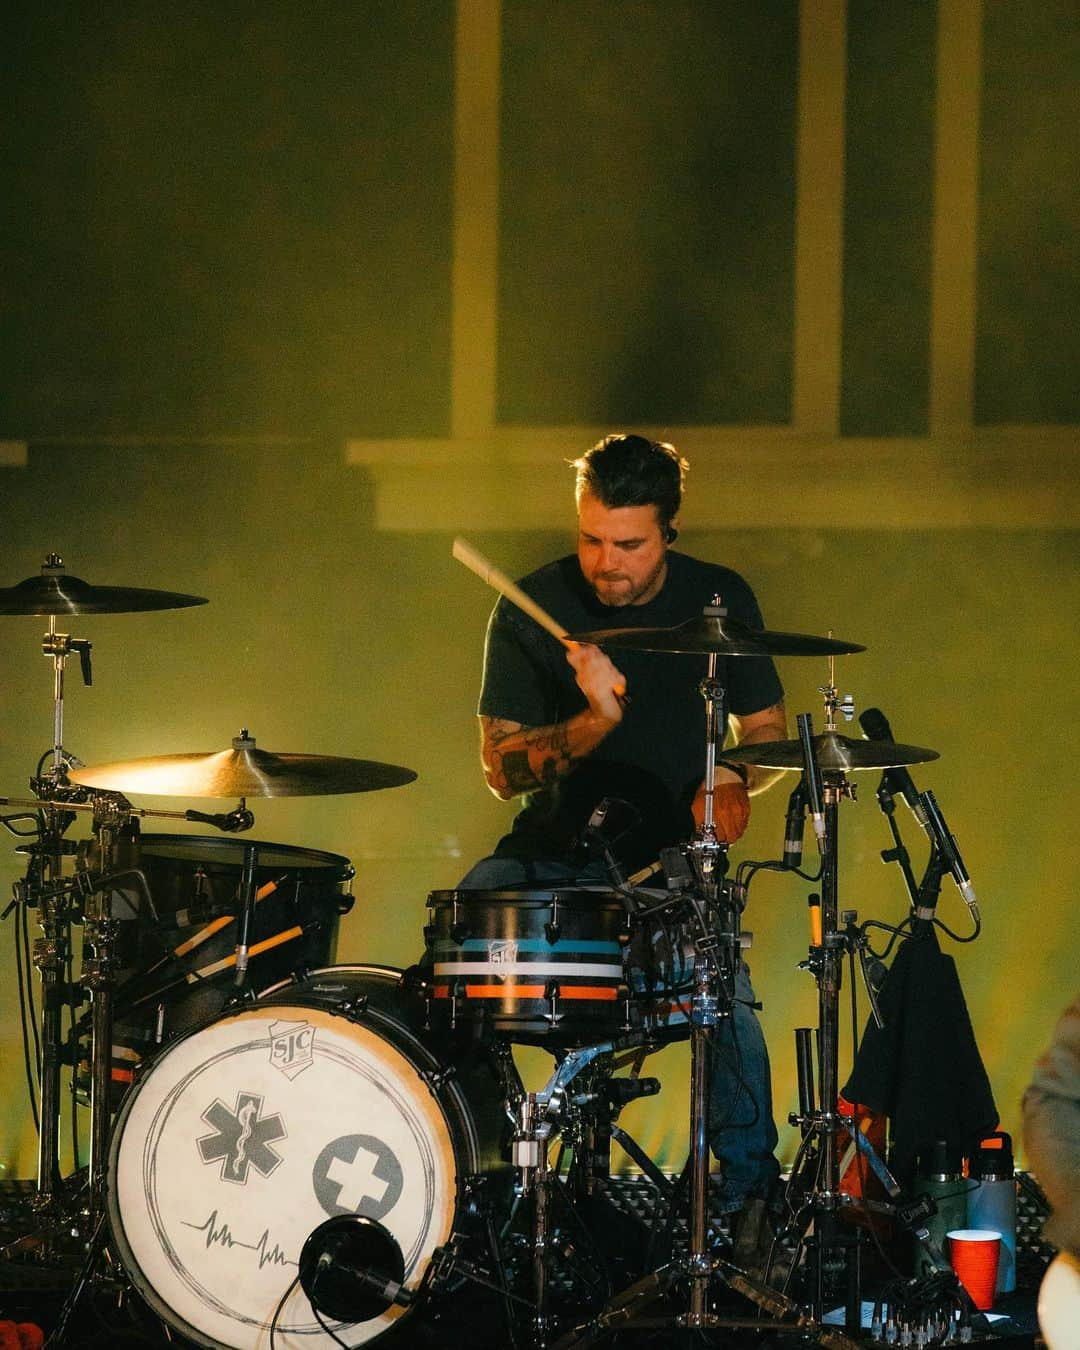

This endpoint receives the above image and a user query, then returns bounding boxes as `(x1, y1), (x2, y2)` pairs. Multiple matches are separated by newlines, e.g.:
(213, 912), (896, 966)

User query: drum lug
(341, 995), (370, 1022)
(458, 1174), (493, 1217)
(450, 895), (470, 943)
(545, 893), (561, 944)
(618, 982), (633, 1032)
(423, 1061), (458, 1092)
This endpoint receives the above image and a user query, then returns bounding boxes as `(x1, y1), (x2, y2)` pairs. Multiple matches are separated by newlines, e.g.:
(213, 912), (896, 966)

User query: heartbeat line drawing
(182, 1209), (296, 1271)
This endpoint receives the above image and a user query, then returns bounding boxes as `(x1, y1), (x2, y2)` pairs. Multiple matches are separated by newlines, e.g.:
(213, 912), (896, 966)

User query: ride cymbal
(721, 731), (939, 772)
(567, 613), (864, 657)
(0, 555), (208, 615)
(70, 732), (418, 798)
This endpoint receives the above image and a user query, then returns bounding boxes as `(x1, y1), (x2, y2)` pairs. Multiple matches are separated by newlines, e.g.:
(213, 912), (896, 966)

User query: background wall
(1, 0), (1077, 1182)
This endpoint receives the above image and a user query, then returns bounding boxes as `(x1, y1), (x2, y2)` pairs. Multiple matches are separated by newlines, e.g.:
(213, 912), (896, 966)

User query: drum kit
(0, 557), (982, 1349)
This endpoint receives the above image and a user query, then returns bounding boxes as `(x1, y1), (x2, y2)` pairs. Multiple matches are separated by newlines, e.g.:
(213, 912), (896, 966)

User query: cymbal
(69, 732), (418, 799)
(567, 613), (864, 657)
(721, 731), (939, 772)
(0, 556), (208, 615)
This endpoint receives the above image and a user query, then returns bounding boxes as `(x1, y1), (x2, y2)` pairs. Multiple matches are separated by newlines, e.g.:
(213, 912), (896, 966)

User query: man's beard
(591, 556), (666, 607)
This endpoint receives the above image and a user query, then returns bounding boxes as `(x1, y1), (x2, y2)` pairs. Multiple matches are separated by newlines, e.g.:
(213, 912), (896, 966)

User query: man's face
(577, 490), (669, 607)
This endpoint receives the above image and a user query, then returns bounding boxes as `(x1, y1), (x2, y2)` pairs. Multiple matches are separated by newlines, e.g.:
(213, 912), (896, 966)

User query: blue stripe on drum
(432, 939), (621, 955)
(433, 961), (625, 979)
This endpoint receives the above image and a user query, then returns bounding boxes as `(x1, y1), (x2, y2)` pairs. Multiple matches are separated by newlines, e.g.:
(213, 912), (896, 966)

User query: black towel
(842, 930), (998, 1188)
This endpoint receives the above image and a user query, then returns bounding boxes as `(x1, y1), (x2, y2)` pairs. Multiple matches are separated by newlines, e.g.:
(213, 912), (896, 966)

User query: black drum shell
(103, 834), (350, 1102)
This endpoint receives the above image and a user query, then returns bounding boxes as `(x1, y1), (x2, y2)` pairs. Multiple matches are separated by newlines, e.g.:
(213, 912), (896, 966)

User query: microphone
(859, 707), (930, 829)
(796, 713), (826, 852)
(920, 789), (980, 920)
(185, 806), (255, 833)
(783, 780), (807, 870)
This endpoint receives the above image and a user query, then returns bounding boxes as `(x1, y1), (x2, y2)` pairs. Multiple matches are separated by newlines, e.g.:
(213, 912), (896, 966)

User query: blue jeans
(455, 855), (780, 1211)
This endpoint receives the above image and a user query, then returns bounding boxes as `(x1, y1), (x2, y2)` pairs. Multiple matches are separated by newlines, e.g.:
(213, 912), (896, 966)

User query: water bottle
(913, 1140), (968, 1276)
(967, 1132), (1016, 1294)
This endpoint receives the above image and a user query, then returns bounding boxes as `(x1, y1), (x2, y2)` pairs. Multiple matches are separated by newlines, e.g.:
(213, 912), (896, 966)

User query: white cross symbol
(326, 1145), (391, 1211)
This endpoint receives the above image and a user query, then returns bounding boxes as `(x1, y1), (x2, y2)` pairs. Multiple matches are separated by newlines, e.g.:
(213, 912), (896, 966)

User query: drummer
(457, 432), (788, 1232)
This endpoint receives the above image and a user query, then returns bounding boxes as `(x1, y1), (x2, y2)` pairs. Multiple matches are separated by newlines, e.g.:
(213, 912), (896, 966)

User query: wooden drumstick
(452, 536), (627, 697)
(453, 536), (575, 648)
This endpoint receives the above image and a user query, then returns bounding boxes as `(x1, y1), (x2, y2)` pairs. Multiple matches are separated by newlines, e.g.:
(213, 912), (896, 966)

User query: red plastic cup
(947, 1228), (1002, 1310)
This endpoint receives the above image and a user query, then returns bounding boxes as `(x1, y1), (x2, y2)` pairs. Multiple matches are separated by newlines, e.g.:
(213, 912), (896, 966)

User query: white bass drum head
(108, 998), (458, 1348)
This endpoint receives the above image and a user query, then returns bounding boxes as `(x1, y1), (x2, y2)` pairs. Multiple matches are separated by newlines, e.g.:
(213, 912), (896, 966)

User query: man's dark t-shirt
(478, 551), (783, 871)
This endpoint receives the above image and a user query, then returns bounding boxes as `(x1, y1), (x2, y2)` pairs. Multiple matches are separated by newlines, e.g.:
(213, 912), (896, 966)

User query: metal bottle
(913, 1140), (969, 1276)
(967, 1132), (1016, 1294)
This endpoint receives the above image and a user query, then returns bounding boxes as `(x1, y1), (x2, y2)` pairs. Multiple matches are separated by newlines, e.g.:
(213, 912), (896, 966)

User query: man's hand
(565, 643), (627, 725)
(692, 776), (751, 843)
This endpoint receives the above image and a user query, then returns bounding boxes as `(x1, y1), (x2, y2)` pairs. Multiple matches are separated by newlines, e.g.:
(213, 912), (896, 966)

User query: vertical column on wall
(792, 0), (847, 437)
(452, 0), (502, 442)
(929, 0), (983, 434)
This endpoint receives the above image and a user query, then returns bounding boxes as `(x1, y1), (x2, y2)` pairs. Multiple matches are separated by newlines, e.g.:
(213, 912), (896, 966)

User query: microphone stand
(787, 690), (865, 1334)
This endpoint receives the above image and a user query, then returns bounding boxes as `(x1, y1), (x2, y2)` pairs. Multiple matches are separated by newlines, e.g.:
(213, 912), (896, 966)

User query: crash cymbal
(721, 731), (939, 772)
(70, 731), (417, 798)
(0, 555), (208, 615)
(567, 613), (864, 657)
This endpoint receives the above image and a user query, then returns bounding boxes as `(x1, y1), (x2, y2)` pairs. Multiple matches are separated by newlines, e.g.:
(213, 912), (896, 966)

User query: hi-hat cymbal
(567, 613), (864, 657)
(70, 732), (418, 799)
(721, 731), (939, 772)
(0, 556), (208, 615)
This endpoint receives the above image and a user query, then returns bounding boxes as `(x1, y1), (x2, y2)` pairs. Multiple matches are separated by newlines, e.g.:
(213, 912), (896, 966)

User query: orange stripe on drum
(433, 984), (618, 1001)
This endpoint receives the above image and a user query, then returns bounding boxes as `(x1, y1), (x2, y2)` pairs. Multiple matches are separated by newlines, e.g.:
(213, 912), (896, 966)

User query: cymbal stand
(81, 792), (133, 1222)
(681, 608), (733, 1322)
(16, 607), (94, 1208)
(6, 797), (84, 1209)
(556, 611), (748, 1345)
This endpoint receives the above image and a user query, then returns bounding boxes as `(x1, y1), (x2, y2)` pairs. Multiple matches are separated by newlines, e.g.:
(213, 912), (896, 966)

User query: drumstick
(125, 923), (307, 1006)
(453, 536), (575, 648)
(452, 537), (627, 698)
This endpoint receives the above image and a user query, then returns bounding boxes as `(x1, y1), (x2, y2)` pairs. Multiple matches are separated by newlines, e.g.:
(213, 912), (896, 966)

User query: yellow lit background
(1, 1), (1077, 1184)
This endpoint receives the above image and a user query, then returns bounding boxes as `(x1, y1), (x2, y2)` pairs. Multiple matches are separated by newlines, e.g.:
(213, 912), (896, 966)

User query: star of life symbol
(489, 939), (518, 980)
(197, 1091), (286, 1184)
(268, 1017), (315, 1080)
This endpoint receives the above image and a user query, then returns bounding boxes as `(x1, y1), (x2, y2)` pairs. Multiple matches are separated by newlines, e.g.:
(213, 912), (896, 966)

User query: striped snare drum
(425, 888), (632, 1043)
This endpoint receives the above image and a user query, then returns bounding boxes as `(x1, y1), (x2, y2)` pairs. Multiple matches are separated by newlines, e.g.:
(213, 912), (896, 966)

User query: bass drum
(107, 965), (508, 1349)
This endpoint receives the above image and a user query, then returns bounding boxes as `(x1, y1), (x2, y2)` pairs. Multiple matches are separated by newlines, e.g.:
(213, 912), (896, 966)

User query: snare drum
(108, 965), (507, 1349)
(425, 888), (631, 1043)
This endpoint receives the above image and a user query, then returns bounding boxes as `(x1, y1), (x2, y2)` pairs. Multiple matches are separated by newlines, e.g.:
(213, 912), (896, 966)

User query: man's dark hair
(572, 433), (688, 538)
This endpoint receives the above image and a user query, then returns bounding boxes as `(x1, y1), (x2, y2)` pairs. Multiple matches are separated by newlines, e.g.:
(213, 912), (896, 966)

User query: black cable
(21, 879), (43, 1088)
(67, 931), (80, 1172)
(268, 1272), (303, 1350)
(44, 1210), (109, 1346)
(312, 1303), (353, 1348)
(486, 1210), (520, 1350)
(930, 910), (981, 943)
(647, 1154), (691, 1270)
(550, 1168), (615, 1302)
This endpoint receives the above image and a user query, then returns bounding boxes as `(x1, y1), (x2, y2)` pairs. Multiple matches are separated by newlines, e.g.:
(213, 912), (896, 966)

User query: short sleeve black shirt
(478, 551), (783, 868)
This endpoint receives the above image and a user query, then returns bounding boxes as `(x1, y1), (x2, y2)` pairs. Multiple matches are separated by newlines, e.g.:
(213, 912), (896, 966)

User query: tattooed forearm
(480, 713), (614, 799)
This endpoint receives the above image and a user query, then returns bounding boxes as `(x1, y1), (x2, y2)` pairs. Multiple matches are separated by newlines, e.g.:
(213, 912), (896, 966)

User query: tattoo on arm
(484, 717), (581, 794)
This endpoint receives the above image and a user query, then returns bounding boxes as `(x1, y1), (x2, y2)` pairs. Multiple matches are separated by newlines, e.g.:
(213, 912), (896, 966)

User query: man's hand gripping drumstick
(453, 537), (628, 799)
